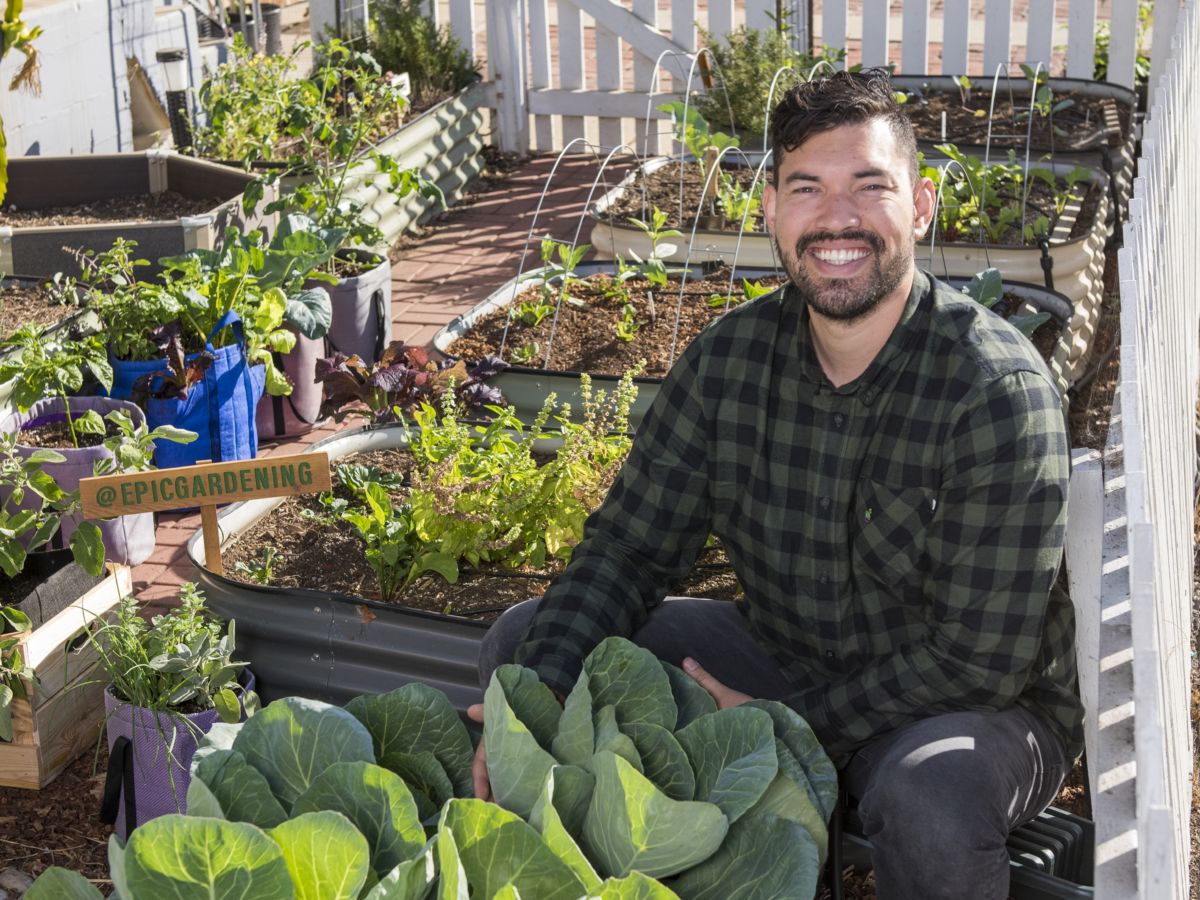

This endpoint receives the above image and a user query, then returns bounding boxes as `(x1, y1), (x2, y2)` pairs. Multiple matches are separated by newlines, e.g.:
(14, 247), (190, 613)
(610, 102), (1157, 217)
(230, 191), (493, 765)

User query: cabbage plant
(25, 639), (835, 899)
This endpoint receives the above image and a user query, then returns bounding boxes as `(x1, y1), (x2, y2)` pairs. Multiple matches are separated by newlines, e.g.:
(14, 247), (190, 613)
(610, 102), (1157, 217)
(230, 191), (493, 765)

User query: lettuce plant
(26, 638), (835, 899)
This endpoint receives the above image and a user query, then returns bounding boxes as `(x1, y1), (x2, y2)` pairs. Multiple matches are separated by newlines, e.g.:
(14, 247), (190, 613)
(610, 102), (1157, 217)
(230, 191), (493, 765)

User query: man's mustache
(795, 230), (884, 255)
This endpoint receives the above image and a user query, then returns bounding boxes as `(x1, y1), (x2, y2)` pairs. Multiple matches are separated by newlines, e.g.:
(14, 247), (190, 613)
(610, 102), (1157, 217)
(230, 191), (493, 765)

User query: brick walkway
(133, 152), (635, 607)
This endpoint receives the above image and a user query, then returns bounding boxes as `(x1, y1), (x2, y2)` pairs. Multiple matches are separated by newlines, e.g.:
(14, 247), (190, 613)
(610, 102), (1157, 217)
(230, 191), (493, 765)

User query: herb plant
(90, 583), (256, 722)
(24, 636), (835, 897)
(0, 605), (33, 742)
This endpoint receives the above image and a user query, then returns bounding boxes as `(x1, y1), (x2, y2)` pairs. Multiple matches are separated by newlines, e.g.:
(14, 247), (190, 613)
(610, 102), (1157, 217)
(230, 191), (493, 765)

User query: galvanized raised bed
(0, 151), (276, 278)
(186, 424), (489, 713)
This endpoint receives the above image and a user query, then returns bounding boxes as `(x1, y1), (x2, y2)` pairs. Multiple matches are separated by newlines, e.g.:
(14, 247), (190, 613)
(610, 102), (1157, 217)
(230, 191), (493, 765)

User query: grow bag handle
(372, 288), (387, 363)
(205, 310), (246, 352)
(99, 735), (137, 838)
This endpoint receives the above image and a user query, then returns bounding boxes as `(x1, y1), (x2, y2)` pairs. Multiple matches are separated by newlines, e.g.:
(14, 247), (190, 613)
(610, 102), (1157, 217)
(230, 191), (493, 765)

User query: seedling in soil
(1019, 64), (1075, 125)
(708, 278), (776, 309)
(959, 267), (1052, 338)
(233, 546), (280, 585)
(510, 342), (540, 366)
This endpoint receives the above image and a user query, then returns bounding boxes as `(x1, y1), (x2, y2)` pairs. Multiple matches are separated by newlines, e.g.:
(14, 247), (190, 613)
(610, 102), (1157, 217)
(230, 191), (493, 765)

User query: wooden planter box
(0, 563), (131, 789)
(342, 82), (489, 244)
(186, 425), (489, 714)
(0, 151), (277, 279)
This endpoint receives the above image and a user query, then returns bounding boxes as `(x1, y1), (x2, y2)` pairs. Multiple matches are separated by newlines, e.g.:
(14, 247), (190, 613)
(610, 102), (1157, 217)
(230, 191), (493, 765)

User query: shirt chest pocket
(852, 480), (935, 585)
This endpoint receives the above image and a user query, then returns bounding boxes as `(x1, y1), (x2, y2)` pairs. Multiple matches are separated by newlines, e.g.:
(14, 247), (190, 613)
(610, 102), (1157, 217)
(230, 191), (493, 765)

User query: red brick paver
(131, 153), (625, 606)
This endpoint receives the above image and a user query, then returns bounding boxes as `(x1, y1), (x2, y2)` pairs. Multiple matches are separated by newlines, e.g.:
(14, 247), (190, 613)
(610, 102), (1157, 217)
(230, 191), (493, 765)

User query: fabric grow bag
(107, 311), (265, 468)
(254, 329), (325, 440)
(320, 251), (392, 365)
(0, 396), (156, 566)
(100, 670), (255, 840)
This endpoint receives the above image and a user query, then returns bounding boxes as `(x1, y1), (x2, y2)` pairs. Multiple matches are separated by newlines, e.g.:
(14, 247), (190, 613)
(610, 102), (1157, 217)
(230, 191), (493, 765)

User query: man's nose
(814, 191), (862, 231)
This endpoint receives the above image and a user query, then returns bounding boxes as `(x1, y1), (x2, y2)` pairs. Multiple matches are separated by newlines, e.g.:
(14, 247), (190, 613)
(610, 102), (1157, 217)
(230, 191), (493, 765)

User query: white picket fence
(432, 0), (1165, 154)
(1099, 0), (1199, 895)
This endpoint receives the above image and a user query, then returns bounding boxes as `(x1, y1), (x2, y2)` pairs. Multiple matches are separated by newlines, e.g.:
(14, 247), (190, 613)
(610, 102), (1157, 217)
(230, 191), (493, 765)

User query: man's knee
(478, 599), (540, 690)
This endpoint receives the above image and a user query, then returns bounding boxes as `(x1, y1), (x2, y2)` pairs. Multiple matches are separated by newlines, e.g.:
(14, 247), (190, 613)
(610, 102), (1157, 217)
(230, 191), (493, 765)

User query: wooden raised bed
(0, 564), (131, 789)
(0, 151), (276, 278)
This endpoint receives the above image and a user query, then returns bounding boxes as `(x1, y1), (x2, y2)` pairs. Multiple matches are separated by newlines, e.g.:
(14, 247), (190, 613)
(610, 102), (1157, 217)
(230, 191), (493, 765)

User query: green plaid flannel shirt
(515, 270), (1085, 765)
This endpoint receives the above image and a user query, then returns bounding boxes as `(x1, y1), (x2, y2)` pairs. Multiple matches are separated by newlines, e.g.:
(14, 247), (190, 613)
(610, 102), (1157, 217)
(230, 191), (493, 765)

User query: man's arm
(791, 370), (1070, 761)
(513, 349), (715, 696)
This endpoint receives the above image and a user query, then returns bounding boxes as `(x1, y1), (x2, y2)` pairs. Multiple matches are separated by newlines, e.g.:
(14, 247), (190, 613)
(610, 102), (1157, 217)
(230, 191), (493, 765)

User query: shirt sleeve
(789, 369), (1070, 762)
(513, 348), (715, 696)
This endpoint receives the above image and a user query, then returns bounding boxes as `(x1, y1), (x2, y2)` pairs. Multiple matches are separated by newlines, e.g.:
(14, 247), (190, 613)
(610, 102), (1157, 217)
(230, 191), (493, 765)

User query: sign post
(80, 453), (333, 575)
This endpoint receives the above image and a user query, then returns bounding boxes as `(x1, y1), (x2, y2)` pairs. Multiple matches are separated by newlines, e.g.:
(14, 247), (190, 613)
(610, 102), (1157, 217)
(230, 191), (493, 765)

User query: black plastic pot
(186, 423), (489, 712)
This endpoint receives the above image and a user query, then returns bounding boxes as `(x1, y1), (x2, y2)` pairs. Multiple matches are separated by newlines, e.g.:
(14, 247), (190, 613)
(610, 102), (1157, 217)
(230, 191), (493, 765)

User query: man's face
(764, 119), (935, 322)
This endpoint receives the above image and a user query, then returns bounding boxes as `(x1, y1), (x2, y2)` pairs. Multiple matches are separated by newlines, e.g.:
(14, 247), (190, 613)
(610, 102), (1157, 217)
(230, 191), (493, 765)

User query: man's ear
(763, 182), (777, 236)
(912, 175), (936, 240)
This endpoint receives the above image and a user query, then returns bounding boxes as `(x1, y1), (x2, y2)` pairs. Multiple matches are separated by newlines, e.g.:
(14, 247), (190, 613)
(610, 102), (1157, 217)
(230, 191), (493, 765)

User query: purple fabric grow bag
(101, 670), (255, 840)
(0, 396), (156, 566)
(254, 327), (325, 440)
(319, 252), (392, 365)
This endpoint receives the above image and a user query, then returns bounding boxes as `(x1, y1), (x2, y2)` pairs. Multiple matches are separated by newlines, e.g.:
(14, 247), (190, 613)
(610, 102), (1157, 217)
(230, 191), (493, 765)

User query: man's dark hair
(770, 69), (919, 186)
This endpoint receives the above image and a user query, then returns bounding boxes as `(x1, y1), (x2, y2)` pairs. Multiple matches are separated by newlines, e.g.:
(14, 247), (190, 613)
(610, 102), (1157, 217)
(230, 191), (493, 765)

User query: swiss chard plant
(958, 267), (1053, 338)
(25, 637), (835, 898)
(0, 432), (104, 578)
(314, 340), (507, 425)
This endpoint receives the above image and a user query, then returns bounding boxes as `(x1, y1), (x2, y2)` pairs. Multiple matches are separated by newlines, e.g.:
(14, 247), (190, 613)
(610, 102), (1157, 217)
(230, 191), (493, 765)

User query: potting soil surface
(608, 159), (1103, 246)
(220, 447), (742, 618)
(0, 191), (223, 227)
(899, 88), (1131, 150)
(0, 285), (79, 344)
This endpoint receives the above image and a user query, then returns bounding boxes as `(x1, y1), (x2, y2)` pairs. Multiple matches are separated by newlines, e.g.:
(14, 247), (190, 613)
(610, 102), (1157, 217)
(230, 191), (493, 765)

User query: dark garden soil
(15, 418), (120, 450)
(447, 266), (1060, 377)
(221, 447), (743, 620)
(604, 159), (1103, 247)
(898, 88), (1131, 151)
(0, 285), (78, 344)
(0, 191), (222, 227)
(449, 266), (785, 377)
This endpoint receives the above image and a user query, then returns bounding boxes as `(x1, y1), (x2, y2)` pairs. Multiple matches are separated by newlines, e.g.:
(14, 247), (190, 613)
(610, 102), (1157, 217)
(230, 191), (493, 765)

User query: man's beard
(776, 229), (912, 323)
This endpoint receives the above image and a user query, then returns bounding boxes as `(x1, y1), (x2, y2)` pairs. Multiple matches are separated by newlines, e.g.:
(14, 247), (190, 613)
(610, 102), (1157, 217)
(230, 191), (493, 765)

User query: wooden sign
(80, 453), (332, 576)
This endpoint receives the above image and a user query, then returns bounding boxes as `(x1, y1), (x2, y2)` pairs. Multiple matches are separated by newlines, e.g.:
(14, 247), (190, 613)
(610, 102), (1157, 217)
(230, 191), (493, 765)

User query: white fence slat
(744, 0), (774, 32)
(557, 0), (585, 144)
(706, 0), (734, 40)
(448, 0), (475, 61)
(1066, 0), (1098, 79)
(900, 0), (929, 74)
(860, 0), (891, 67)
(940, 0), (971, 75)
(1024, 0), (1056, 69)
(483, 0), (526, 153)
(595, 23), (623, 148)
(672, 0), (696, 53)
(821, 0), (848, 69)
(528, 0), (554, 151)
(1106, 0), (1140, 87)
(631, 0), (658, 156)
(982, 0), (1013, 73)
(1148, 0), (1181, 108)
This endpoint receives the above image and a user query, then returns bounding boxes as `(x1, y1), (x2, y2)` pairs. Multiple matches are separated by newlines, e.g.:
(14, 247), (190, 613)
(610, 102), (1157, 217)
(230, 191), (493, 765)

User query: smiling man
(474, 70), (1083, 900)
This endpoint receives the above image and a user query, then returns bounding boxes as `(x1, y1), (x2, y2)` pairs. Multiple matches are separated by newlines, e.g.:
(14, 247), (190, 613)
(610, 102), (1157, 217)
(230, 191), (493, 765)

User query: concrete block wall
(0, 0), (205, 158)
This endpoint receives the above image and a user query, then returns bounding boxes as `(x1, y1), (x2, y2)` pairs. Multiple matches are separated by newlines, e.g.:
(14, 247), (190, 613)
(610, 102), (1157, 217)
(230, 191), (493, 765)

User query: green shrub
(369, 0), (478, 109)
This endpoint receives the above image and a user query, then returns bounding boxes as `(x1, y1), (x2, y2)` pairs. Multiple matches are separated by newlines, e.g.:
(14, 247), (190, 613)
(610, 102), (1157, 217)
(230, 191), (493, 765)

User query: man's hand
(683, 657), (752, 709)
(467, 703), (491, 801)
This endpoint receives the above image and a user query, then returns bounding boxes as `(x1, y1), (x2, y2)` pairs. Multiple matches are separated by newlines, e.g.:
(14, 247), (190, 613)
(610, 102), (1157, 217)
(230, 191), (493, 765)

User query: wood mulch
(0, 191), (222, 227)
(0, 285), (78, 344)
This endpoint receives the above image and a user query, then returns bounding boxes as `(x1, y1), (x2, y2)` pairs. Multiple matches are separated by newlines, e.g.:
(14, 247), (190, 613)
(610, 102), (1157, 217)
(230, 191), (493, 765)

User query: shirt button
(824, 650), (836, 660)
(833, 413), (845, 428)
(819, 573), (829, 584)
(819, 497), (831, 511)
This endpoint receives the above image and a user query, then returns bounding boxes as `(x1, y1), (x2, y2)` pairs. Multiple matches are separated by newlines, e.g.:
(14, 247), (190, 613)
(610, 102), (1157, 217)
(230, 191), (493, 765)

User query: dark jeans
(480, 597), (1069, 900)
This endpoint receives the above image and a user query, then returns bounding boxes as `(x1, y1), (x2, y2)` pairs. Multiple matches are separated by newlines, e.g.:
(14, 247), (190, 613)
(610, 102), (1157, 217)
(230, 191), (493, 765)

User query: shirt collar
(787, 269), (932, 406)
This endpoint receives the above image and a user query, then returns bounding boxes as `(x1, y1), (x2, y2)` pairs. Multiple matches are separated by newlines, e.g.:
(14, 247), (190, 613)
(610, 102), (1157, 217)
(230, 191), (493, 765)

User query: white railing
(428, 0), (1164, 154)
(1103, 0), (1199, 895)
